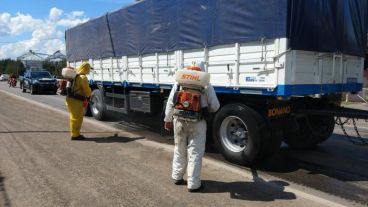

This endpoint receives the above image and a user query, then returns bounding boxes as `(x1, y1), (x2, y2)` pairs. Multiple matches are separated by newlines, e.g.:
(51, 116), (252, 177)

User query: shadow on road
(110, 110), (368, 183)
(108, 111), (165, 133)
(256, 134), (368, 182)
(79, 135), (145, 143)
(202, 169), (296, 202)
(0, 174), (11, 207)
(253, 150), (300, 174)
(93, 110), (368, 188)
(252, 134), (368, 204)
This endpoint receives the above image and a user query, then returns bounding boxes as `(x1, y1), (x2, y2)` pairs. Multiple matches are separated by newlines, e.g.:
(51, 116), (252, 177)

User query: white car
(0, 74), (9, 81)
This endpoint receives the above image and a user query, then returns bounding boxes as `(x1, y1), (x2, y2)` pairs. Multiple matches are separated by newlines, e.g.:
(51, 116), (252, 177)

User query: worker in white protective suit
(164, 64), (220, 192)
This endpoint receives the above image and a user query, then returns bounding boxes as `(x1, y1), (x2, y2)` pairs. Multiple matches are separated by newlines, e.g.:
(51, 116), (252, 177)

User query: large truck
(65, 0), (368, 164)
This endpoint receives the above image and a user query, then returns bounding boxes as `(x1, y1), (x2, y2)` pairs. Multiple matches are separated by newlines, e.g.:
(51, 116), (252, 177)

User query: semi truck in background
(65, 0), (368, 164)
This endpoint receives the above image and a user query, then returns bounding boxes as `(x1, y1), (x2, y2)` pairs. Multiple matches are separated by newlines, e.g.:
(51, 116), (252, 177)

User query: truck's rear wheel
(284, 115), (335, 149)
(90, 89), (107, 120)
(213, 104), (268, 165)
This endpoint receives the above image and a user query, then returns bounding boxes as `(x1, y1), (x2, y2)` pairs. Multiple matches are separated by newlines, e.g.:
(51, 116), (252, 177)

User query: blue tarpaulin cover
(65, 15), (114, 61)
(66, 0), (368, 62)
(288, 0), (368, 57)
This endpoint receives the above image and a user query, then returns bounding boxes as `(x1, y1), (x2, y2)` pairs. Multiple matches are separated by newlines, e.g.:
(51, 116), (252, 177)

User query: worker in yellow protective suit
(65, 62), (92, 140)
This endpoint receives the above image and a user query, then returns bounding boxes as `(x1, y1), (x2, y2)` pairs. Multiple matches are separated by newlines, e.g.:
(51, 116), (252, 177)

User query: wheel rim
(91, 95), (100, 115)
(219, 116), (248, 153)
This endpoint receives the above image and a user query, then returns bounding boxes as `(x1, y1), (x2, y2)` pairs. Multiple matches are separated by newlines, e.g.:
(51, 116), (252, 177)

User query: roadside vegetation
(42, 60), (67, 77)
(0, 59), (66, 77)
(0, 59), (25, 76)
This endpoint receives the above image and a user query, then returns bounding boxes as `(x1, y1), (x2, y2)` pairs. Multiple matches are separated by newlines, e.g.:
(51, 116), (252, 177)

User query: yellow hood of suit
(77, 62), (91, 75)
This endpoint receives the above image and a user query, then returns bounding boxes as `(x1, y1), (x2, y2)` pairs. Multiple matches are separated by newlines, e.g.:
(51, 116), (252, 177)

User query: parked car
(22, 70), (58, 94)
(0, 74), (9, 81)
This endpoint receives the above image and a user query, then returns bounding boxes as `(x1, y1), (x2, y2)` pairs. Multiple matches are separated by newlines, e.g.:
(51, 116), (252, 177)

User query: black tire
(284, 115), (335, 149)
(90, 89), (107, 120)
(250, 112), (282, 159)
(212, 104), (266, 165)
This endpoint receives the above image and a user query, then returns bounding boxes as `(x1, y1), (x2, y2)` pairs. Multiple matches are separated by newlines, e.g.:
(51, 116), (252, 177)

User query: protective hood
(77, 62), (91, 75)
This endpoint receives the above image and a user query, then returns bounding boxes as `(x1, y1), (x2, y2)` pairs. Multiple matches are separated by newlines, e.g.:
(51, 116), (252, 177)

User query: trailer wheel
(259, 125), (282, 159)
(90, 89), (107, 120)
(241, 107), (281, 159)
(213, 104), (265, 165)
(284, 115), (335, 149)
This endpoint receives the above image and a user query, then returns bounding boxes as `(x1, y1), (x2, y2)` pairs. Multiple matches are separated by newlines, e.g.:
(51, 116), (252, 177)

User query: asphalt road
(0, 82), (367, 206)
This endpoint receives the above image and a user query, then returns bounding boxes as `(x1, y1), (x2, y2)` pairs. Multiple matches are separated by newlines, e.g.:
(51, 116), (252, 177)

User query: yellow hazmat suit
(65, 62), (92, 138)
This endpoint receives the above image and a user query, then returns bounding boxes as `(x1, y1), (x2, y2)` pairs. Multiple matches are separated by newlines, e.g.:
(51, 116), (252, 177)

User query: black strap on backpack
(172, 84), (181, 106)
(66, 75), (87, 101)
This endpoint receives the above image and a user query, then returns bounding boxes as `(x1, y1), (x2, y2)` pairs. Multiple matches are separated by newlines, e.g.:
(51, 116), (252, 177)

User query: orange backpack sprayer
(173, 65), (210, 121)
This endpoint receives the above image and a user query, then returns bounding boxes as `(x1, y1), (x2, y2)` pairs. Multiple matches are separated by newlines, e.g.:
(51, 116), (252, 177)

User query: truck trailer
(65, 0), (368, 164)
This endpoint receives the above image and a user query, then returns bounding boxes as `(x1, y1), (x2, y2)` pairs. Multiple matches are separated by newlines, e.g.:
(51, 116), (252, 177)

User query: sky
(0, 0), (135, 59)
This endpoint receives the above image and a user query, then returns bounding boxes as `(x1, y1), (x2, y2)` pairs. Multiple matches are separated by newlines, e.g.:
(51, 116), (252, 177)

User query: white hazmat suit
(165, 83), (220, 190)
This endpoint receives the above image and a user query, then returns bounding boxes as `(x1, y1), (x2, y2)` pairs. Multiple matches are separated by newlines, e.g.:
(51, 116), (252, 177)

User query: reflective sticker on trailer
(268, 106), (291, 118)
(245, 77), (257, 82)
(245, 76), (266, 83)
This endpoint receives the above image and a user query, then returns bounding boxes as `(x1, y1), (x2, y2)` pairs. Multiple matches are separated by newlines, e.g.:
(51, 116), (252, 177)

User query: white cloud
(0, 7), (89, 59)
(71, 11), (84, 17)
(49, 7), (63, 21)
(0, 39), (65, 59)
(0, 13), (11, 35)
(0, 12), (43, 36)
(57, 18), (89, 28)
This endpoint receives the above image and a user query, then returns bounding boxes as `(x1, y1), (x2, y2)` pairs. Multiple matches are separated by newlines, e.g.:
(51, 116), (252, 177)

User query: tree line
(0, 59), (25, 76)
(0, 59), (66, 77)
(42, 60), (67, 78)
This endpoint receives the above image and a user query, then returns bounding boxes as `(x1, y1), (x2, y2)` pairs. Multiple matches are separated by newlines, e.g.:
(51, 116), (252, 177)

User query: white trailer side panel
(87, 39), (283, 88)
(285, 51), (364, 86)
(78, 37), (363, 96)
